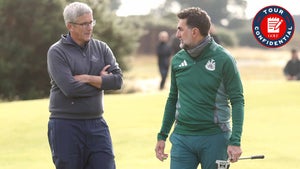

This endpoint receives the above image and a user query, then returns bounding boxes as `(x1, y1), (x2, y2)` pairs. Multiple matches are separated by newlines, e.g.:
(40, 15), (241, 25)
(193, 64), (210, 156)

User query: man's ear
(192, 27), (200, 37)
(66, 23), (73, 31)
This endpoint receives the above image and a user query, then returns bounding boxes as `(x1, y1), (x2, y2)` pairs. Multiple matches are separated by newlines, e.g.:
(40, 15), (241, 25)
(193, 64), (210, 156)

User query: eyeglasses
(70, 20), (96, 28)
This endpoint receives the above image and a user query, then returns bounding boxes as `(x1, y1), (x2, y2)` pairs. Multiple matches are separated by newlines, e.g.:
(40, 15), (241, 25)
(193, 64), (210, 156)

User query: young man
(155, 7), (244, 169)
(47, 2), (122, 169)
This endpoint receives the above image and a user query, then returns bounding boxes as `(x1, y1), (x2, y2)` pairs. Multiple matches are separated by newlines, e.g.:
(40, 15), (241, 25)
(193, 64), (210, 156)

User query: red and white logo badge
(252, 5), (295, 48)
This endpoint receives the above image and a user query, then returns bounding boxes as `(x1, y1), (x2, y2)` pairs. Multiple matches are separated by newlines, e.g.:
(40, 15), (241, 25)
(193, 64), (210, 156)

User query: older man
(47, 2), (122, 169)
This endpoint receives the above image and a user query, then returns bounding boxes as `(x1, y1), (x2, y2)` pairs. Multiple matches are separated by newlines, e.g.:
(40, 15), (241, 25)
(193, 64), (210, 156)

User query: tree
(0, 0), (141, 100)
(162, 0), (247, 26)
(109, 0), (121, 11)
(0, 0), (65, 100)
(163, 0), (229, 25)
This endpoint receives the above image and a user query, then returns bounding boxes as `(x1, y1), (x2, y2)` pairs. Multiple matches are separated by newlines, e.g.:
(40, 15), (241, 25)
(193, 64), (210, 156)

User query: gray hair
(63, 2), (93, 25)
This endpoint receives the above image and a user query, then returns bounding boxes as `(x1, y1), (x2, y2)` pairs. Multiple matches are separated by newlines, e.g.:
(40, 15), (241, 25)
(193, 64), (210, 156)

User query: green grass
(1, 81), (300, 169)
(1, 48), (300, 169)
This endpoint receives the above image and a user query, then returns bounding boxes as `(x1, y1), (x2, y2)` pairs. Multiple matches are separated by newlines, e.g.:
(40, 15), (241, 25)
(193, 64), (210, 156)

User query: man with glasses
(47, 2), (122, 169)
(155, 7), (244, 169)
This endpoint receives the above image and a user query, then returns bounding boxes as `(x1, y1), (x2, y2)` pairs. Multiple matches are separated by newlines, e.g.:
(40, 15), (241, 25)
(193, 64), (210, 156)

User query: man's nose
(176, 30), (180, 38)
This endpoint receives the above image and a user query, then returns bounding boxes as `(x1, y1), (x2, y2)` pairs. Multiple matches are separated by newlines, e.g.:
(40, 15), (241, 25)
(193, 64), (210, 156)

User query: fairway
(1, 48), (300, 169)
(0, 81), (300, 169)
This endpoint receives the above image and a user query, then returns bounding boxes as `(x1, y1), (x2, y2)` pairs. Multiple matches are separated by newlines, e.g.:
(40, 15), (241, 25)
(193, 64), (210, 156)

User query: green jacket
(157, 40), (244, 146)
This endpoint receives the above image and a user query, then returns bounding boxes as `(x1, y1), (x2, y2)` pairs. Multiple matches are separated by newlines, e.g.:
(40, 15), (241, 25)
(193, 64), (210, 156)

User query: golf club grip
(239, 155), (265, 160)
(251, 155), (265, 159)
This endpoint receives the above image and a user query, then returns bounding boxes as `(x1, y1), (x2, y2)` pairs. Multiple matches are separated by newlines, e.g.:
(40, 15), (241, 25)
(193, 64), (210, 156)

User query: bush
(236, 30), (262, 48)
(215, 28), (237, 47)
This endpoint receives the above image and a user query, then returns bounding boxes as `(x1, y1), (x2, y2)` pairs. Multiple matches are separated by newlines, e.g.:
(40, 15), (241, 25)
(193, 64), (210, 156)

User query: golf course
(0, 48), (299, 169)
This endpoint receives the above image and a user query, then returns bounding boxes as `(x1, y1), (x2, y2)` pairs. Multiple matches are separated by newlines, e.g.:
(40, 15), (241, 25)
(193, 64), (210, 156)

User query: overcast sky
(117, 0), (300, 18)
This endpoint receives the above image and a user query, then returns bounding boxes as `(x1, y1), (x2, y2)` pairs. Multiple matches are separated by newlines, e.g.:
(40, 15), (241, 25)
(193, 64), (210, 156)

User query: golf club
(216, 155), (265, 169)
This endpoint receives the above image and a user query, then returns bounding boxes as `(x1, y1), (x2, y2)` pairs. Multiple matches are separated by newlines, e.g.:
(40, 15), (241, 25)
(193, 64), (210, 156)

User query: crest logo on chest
(205, 59), (216, 71)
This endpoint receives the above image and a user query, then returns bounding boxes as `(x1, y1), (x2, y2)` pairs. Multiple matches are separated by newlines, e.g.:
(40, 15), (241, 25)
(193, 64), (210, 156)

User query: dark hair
(177, 7), (211, 36)
(291, 48), (297, 53)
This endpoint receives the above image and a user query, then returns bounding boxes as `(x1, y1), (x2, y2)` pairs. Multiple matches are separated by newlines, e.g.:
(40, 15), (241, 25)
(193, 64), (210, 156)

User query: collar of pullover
(186, 35), (212, 58)
(65, 33), (88, 50)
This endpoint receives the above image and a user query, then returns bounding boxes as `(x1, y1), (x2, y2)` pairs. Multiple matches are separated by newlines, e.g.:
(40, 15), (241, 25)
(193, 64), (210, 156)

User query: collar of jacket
(61, 33), (89, 50)
(186, 35), (212, 58)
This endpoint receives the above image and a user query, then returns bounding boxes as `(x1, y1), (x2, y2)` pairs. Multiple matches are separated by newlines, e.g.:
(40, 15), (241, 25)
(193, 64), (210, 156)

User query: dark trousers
(159, 63), (169, 90)
(48, 118), (116, 169)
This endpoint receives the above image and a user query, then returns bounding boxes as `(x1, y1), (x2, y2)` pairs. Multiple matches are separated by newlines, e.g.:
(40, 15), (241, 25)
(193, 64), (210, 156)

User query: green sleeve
(223, 55), (245, 146)
(157, 66), (178, 141)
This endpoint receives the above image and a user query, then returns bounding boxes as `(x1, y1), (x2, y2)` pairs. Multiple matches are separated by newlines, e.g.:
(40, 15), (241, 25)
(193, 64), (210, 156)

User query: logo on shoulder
(179, 60), (188, 67)
(205, 59), (215, 71)
(252, 5), (295, 48)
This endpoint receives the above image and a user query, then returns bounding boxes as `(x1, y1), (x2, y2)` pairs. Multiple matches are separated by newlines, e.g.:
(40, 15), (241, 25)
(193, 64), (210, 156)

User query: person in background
(47, 2), (122, 169)
(156, 31), (172, 90)
(155, 7), (244, 169)
(283, 48), (300, 80)
(210, 24), (221, 44)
